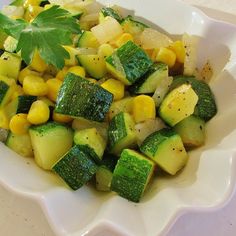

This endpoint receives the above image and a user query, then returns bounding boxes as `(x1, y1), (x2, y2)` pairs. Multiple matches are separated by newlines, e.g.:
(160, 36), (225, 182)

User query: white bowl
(1, 0), (236, 235)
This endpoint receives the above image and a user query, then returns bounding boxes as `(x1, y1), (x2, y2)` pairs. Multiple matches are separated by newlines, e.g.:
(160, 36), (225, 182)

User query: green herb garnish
(0, 5), (81, 69)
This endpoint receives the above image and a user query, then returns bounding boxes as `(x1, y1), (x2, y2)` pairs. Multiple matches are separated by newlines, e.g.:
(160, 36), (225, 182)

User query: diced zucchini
(6, 132), (33, 158)
(108, 96), (134, 120)
(106, 41), (153, 85)
(74, 128), (106, 162)
(96, 153), (118, 191)
(129, 63), (168, 94)
(5, 95), (37, 119)
(111, 149), (155, 202)
(174, 115), (206, 148)
(55, 73), (113, 122)
(121, 15), (148, 36)
(29, 122), (73, 170)
(0, 52), (21, 80)
(159, 84), (198, 126)
(0, 75), (16, 108)
(170, 76), (217, 121)
(77, 54), (107, 79)
(99, 7), (123, 23)
(53, 145), (98, 190)
(3, 36), (18, 53)
(140, 128), (188, 175)
(0, 109), (9, 129)
(77, 31), (99, 48)
(108, 112), (137, 155)
(62, 4), (84, 19)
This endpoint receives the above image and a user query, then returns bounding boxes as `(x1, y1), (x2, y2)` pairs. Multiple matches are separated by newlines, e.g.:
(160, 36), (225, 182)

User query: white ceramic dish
(1, 0), (236, 235)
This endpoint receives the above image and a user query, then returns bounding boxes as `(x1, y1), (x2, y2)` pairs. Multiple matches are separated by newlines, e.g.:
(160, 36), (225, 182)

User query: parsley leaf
(0, 5), (81, 69)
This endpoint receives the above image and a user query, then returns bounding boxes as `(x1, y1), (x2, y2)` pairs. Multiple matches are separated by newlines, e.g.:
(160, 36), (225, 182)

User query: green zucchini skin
(106, 41), (153, 85)
(55, 73), (113, 122)
(77, 31), (99, 48)
(140, 128), (188, 175)
(129, 62), (168, 94)
(53, 145), (98, 190)
(170, 76), (217, 121)
(100, 7), (123, 23)
(111, 149), (155, 202)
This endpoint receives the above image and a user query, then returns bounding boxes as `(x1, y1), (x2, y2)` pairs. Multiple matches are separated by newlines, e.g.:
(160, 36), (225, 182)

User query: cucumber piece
(77, 31), (99, 48)
(74, 128), (106, 162)
(106, 41), (153, 85)
(0, 52), (21, 80)
(111, 149), (155, 202)
(0, 75), (16, 108)
(170, 76), (217, 121)
(108, 112), (137, 155)
(100, 7), (123, 23)
(174, 115), (206, 148)
(5, 95), (37, 119)
(96, 153), (117, 191)
(108, 96), (134, 120)
(55, 73), (113, 122)
(140, 128), (188, 175)
(6, 132), (33, 158)
(121, 15), (148, 36)
(77, 54), (107, 79)
(4, 36), (18, 53)
(29, 122), (73, 170)
(53, 145), (98, 190)
(159, 84), (198, 126)
(129, 63), (168, 94)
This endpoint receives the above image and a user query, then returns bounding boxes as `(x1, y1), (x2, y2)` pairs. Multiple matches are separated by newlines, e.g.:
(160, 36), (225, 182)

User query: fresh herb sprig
(0, 5), (81, 69)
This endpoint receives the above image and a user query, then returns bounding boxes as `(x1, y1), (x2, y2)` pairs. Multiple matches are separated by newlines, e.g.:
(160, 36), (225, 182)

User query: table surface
(1, 1), (236, 236)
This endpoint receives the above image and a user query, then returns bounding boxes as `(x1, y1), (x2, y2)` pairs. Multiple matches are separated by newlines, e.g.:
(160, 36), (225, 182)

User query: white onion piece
(77, 47), (97, 55)
(182, 33), (198, 76)
(49, 0), (76, 5)
(141, 28), (173, 50)
(152, 76), (173, 107)
(91, 16), (123, 44)
(1, 6), (24, 18)
(135, 118), (166, 146)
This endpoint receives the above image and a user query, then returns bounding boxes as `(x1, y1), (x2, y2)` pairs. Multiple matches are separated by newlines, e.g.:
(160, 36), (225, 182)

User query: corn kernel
(11, 85), (24, 101)
(30, 51), (47, 72)
(27, 100), (50, 125)
(38, 96), (55, 107)
(169, 41), (185, 63)
(23, 75), (48, 96)
(0, 109), (9, 129)
(24, 0), (41, 7)
(46, 78), (63, 102)
(151, 48), (159, 61)
(156, 47), (176, 68)
(114, 33), (134, 48)
(67, 66), (86, 78)
(53, 112), (73, 123)
(87, 78), (97, 83)
(98, 44), (114, 58)
(24, 5), (43, 22)
(132, 95), (156, 123)
(56, 67), (68, 81)
(9, 113), (31, 135)
(101, 78), (124, 101)
(18, 66), (41, 84)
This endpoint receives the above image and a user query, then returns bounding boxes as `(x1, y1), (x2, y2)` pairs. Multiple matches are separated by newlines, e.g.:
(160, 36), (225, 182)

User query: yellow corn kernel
(114, 33), (134, 48)
(101, 78), (124, 101)
(56, 66), (68, 81)
(24, 0), (41, 7)
(169, 41), (185, 63)
(30, 51), (47, 72)
(98, 44), (114, 59)
(9, 113), (31, 135)
(46, 78), (63, 102)
(67, 66), (86, 78)
(53, 112), (73, 123)
(23, 75), (48, 96)
(24, 5), (43, 22)
(18, 66), (40, 84)
(11, 85), (24, 101)
(38, 96), (55, 107)
(0, 109), (9, 129)
(27, 100), (50, 125)
(87, 78), (97, 83)
(156, 47), (176, 68)
(151, 48), (159, 61)
(132, 95), (156, 123)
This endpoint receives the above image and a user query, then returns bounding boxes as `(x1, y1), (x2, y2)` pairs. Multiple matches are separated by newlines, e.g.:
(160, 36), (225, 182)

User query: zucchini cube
(55, 73), (113, 122)
(106, 41), (153, 85)
(111, 149), (155, 202)
(53, 145), (98, 190)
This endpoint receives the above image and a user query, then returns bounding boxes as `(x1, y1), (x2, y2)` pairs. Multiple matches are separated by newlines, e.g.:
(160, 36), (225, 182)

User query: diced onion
(1, 6), (24, 18)
(91, 16), (123, 44)
(140, 28), (173, 50)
